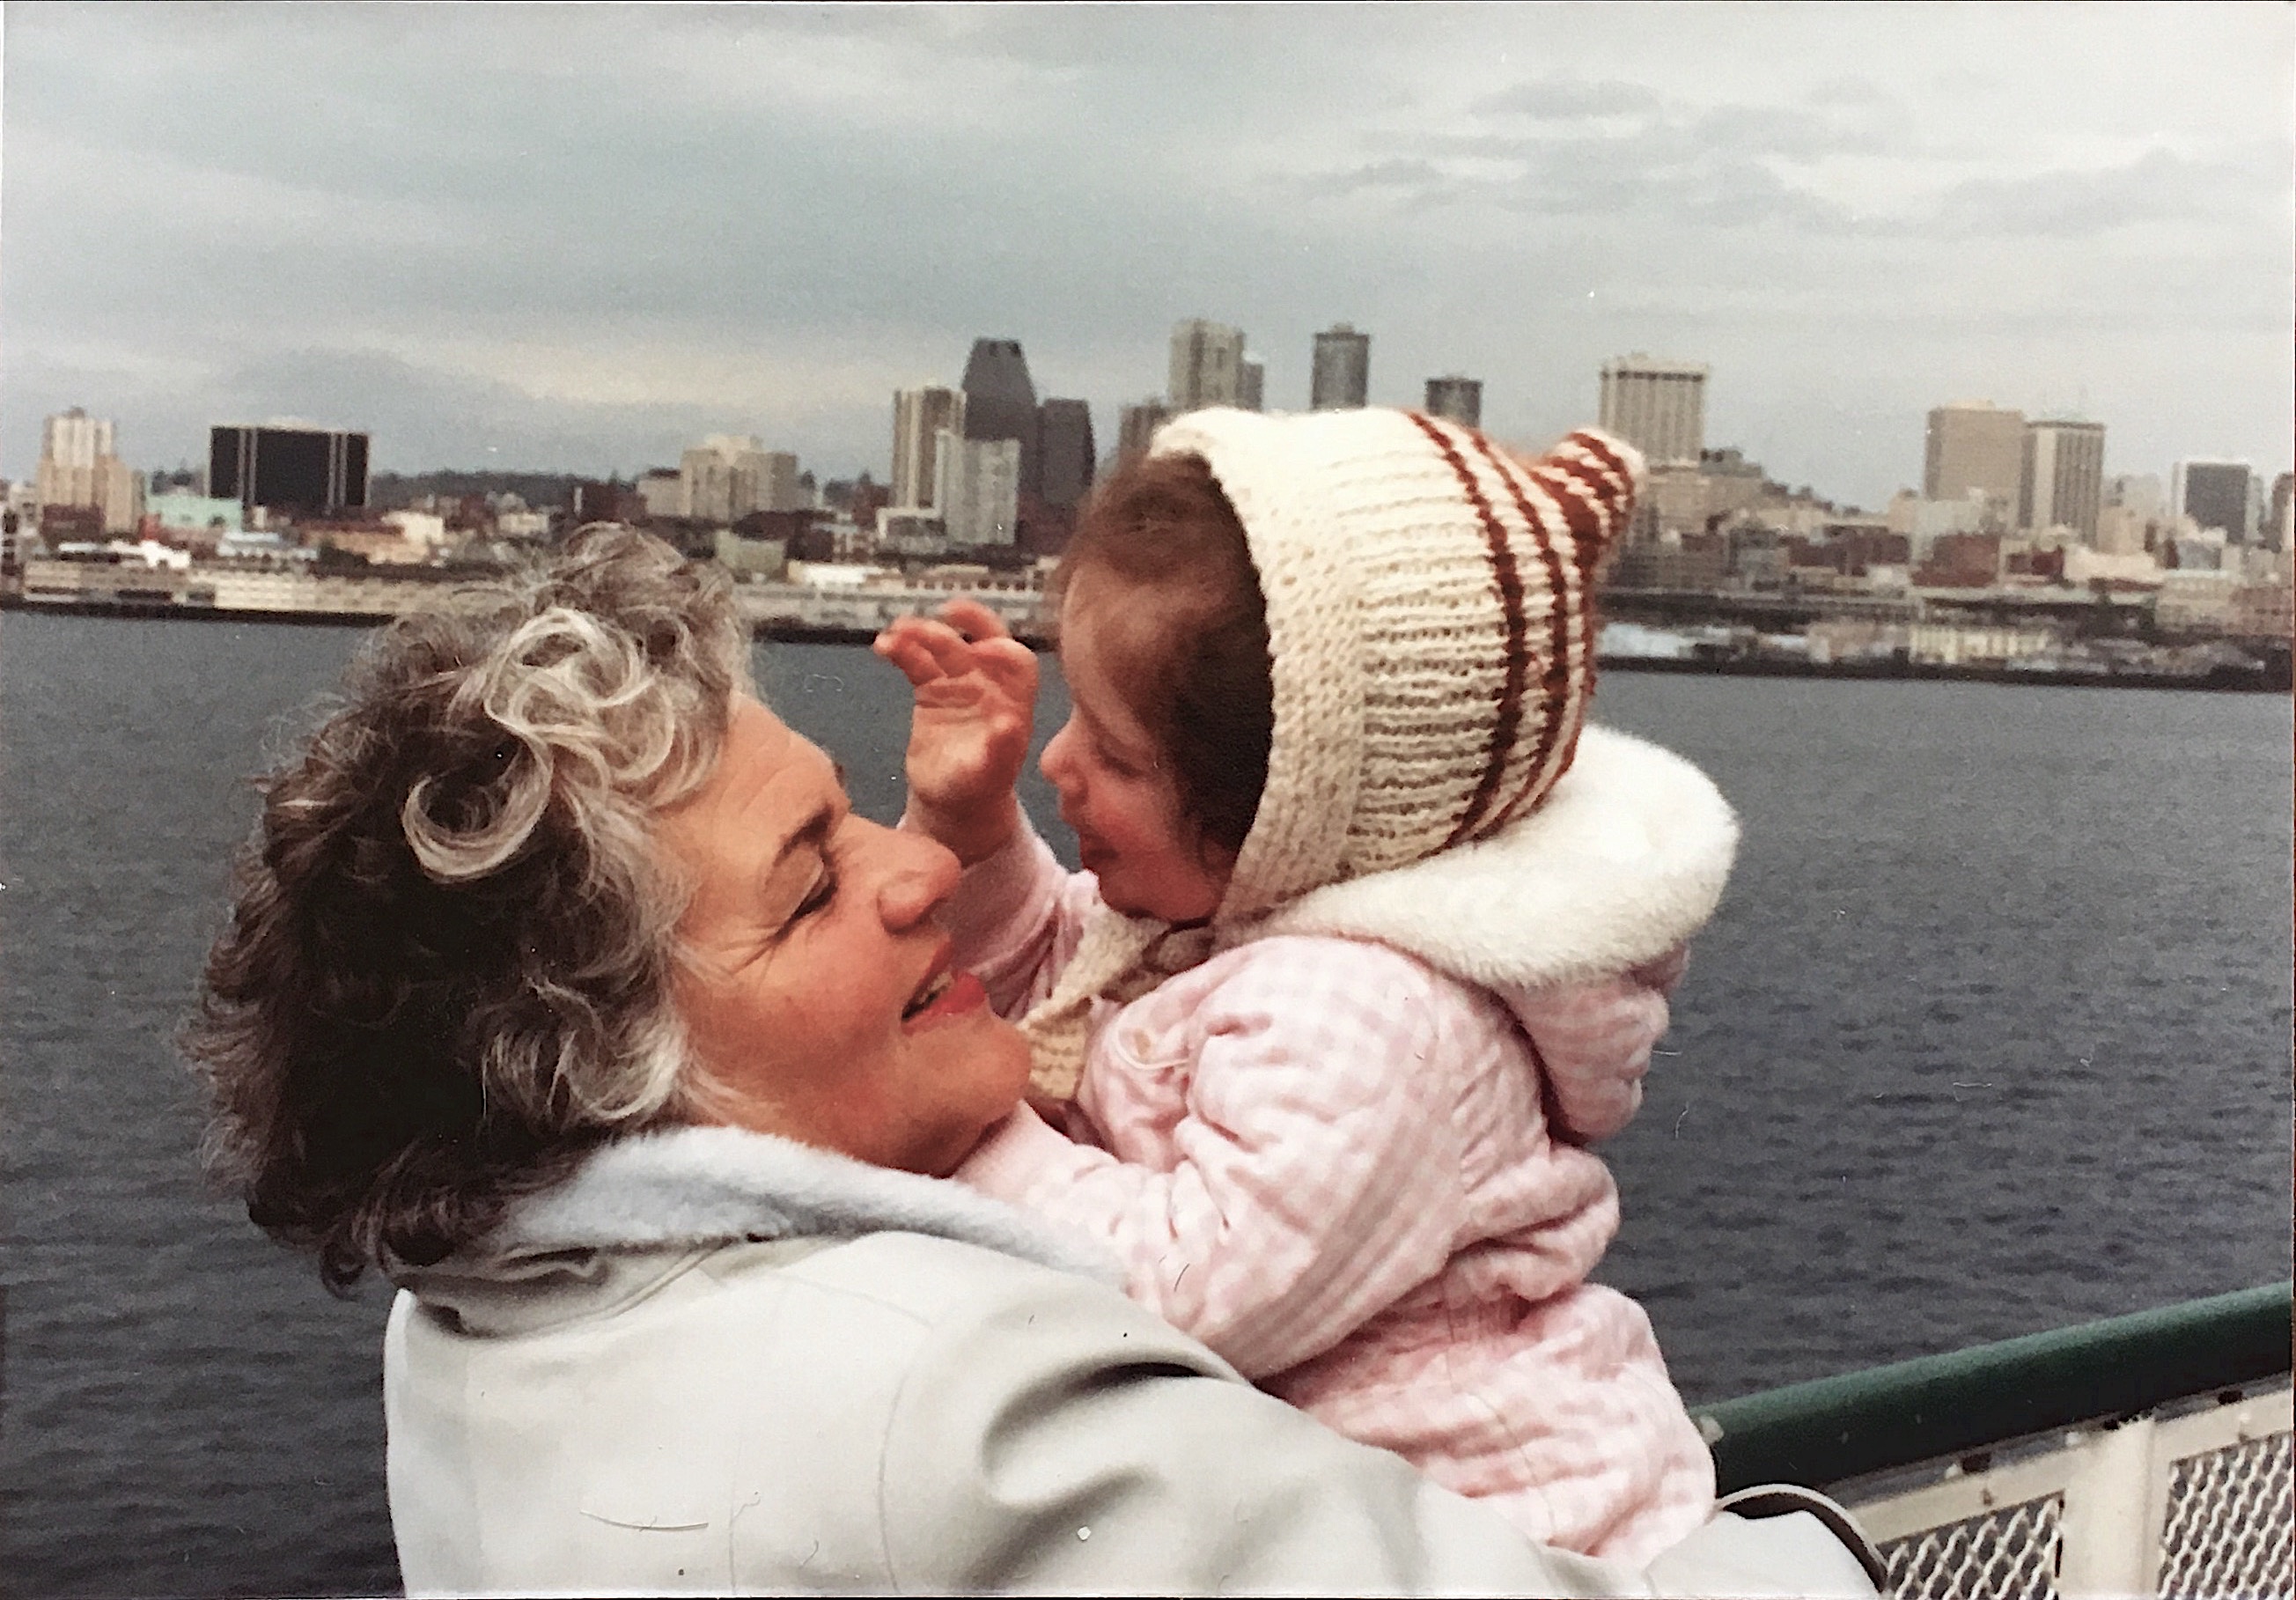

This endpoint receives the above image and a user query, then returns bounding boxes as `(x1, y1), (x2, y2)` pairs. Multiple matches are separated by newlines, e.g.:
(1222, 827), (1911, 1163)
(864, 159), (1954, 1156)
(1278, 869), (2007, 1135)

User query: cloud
(1924, 147), (2285, 240)
(1475, 78), (1664, 122)
(3, 3), (2288, 508)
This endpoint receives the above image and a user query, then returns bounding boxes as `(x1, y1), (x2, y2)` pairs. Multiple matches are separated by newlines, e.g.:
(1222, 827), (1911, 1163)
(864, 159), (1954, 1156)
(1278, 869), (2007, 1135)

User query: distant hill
(370, 470), (597, 511)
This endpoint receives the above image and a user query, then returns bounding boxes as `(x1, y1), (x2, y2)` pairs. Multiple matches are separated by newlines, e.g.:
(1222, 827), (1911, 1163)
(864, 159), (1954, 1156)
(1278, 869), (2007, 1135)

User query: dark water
(2, 611), (2288, 1597)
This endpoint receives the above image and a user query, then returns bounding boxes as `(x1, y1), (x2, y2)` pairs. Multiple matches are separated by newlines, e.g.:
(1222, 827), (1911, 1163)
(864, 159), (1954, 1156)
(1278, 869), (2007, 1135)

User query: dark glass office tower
(961, 339), (1040, 499)
(209, 424), (371, 514)
(2176, 461), (2256, 545)
(1035, 398), (1096, 512)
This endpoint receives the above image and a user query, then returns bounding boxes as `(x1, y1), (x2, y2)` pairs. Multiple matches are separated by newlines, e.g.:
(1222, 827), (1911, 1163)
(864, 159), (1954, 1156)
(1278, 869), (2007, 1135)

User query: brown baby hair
(1055, 451), (1274, 860)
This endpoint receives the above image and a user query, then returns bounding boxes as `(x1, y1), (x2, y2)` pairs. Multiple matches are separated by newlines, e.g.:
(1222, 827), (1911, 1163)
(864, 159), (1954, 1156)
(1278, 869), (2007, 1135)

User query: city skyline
(4, 6), (2289, 507)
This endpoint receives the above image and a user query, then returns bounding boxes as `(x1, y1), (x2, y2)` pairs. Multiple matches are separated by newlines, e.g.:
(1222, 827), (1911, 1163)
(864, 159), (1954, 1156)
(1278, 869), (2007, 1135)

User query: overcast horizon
(4, 3), (2290, 511)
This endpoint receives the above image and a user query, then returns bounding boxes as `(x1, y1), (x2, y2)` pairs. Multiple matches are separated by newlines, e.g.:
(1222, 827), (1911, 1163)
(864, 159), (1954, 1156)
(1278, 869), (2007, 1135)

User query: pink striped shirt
(952, 827), (1716, 1563)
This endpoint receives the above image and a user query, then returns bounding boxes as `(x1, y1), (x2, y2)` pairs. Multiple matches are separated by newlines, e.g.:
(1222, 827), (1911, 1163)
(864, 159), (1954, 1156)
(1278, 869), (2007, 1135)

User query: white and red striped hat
(1150, 406), (1645, 924)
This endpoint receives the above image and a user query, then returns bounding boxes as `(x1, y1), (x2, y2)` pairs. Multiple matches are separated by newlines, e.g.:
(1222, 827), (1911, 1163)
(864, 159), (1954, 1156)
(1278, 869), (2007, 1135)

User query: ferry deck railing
(1691, 1283), (2294, 1599)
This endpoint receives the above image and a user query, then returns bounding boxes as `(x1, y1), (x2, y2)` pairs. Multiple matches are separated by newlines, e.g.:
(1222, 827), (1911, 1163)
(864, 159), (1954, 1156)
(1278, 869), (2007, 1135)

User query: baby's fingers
(938, 596), (1012, 644)
(972, 635), (1040, 704)
(873, 616), (967, 686)
(902, 616), (987, 684)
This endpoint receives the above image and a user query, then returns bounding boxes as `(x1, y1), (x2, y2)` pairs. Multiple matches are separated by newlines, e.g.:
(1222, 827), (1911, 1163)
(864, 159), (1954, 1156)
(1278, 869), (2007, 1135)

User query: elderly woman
(187, 528), (1875, 1595)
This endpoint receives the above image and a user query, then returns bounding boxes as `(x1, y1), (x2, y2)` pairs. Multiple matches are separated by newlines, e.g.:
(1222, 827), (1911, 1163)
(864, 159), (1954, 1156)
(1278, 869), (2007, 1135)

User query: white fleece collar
(1252, 725), (1739, 989)
(466, 1123), (1122, 1284)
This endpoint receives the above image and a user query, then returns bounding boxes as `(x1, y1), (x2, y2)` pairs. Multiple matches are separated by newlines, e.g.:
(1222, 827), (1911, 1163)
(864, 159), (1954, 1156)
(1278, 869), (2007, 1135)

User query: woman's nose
(873, 823), (960, 931)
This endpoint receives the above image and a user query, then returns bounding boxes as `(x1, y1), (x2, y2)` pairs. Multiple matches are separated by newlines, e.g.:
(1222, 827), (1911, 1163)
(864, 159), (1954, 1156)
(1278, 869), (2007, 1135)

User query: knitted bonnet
(1019, 408), (1645, 1097)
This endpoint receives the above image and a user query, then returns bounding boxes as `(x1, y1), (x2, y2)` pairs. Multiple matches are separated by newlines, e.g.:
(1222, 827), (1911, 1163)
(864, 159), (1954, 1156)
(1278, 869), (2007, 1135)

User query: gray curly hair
(185, 527), (751, 1289)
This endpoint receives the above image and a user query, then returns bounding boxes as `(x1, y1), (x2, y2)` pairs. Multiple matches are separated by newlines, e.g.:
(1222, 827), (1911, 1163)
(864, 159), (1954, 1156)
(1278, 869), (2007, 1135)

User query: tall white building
(679, 435), (801, 523)
(37, 407), (143, 535)
(1169, 320), (1249, 412)
(2020, 419), (2106, 541)
(891, 387), (965, 509)
(1599, 356), (1707, 465)
(936, 432), (1020, 546)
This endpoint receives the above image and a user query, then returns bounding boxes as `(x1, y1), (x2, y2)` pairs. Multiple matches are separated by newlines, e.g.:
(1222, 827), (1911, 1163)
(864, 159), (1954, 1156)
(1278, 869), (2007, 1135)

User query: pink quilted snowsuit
(953, 764), (1722, 1563)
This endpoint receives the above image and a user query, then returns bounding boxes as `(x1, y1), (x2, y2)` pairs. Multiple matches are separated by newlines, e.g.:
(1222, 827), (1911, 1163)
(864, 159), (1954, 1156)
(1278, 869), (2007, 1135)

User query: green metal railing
(1695, 1283), (2295, 1493)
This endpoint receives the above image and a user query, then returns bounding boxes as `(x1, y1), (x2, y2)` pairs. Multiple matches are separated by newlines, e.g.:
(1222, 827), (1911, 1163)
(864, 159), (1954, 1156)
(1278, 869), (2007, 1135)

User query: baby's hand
(873, 597), (1037, 866)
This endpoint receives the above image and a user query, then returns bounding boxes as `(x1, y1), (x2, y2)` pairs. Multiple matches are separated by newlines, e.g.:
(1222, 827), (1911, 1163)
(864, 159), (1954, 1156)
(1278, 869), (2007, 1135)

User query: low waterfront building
(1609, 537), (1728, 592)
(636, 469), (683, 520)
(1914, 532), (2004, 588)
(148, 492), (245, 540)
(713, 531), (787, 580)
(383, 510), (449, 549)
(2228, 581), (2295, 640)
(1906, 621), (2054, 666)
(2155, 571), (2241, 634)
(313, 527), (435, 565)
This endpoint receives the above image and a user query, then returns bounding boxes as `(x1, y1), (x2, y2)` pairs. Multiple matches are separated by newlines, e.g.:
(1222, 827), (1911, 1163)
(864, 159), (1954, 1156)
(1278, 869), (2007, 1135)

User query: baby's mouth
(901, 970), (955, 1021)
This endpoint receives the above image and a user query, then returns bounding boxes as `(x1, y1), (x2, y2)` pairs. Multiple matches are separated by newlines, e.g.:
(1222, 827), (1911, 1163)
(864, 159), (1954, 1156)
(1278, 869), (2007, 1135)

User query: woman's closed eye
(791, 859), (838, 920)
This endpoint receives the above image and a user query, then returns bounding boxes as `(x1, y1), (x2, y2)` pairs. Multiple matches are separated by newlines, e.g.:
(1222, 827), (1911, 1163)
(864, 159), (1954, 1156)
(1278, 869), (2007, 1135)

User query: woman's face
(658, 695), (1030, 1176)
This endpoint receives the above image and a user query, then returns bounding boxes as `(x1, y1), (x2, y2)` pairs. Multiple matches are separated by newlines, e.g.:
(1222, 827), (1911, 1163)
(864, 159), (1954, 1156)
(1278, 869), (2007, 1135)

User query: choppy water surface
(3, 612), (2288, 1596)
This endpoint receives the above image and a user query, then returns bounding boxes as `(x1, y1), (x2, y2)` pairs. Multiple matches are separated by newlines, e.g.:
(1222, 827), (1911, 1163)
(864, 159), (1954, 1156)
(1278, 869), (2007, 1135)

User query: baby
(875, 407), (1737, 1562)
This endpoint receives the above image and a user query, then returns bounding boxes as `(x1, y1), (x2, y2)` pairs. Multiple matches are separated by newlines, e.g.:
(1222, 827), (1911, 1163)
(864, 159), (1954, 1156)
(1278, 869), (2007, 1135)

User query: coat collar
(396, 1123), (1121, 1299)
(1249, 725), (1739, 989)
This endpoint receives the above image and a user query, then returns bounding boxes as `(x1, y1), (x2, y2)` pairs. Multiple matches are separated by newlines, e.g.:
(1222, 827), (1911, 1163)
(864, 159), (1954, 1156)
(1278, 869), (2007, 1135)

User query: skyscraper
(1923, 402), (2026, 522)
(2171, 460), (2257, 543)
(937, 433), (1020, 546)
(1116, 400), (1173, 464)
(961, 338), (1039, 498)
(2020, 419), (2106, 540)
(1034, 398), (1096, 512)
(892, 387), (965, 509)
(1168, 320), (1248, 411)
(1424, 376), (1483, 428)
(1238, 356), (1265, 413)
(210, 422), (370, 517)
(678, 435), (799, 523)
(37, 407), (144, 535)
(1599, 356), (1706, 464)
(1311, 325), (1371, 409)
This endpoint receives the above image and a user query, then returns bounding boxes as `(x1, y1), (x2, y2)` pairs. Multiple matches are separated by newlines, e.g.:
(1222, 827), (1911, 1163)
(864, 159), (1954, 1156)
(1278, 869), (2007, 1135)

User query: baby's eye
(1095, 739), (1145, 778)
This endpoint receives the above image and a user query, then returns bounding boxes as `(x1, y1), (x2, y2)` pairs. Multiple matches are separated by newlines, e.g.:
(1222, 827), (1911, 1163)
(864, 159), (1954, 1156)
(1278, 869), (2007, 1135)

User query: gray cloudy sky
(4, 2), (2289, 508)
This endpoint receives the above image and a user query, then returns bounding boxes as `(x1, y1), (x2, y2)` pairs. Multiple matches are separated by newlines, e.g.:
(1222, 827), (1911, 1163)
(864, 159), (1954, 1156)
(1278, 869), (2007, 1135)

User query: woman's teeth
(903, 970), (955, 1020)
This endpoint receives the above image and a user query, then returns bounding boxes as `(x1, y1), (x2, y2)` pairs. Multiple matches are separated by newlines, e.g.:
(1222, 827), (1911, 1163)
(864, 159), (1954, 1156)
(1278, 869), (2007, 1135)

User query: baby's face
(1040, 575), (1236, 923)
